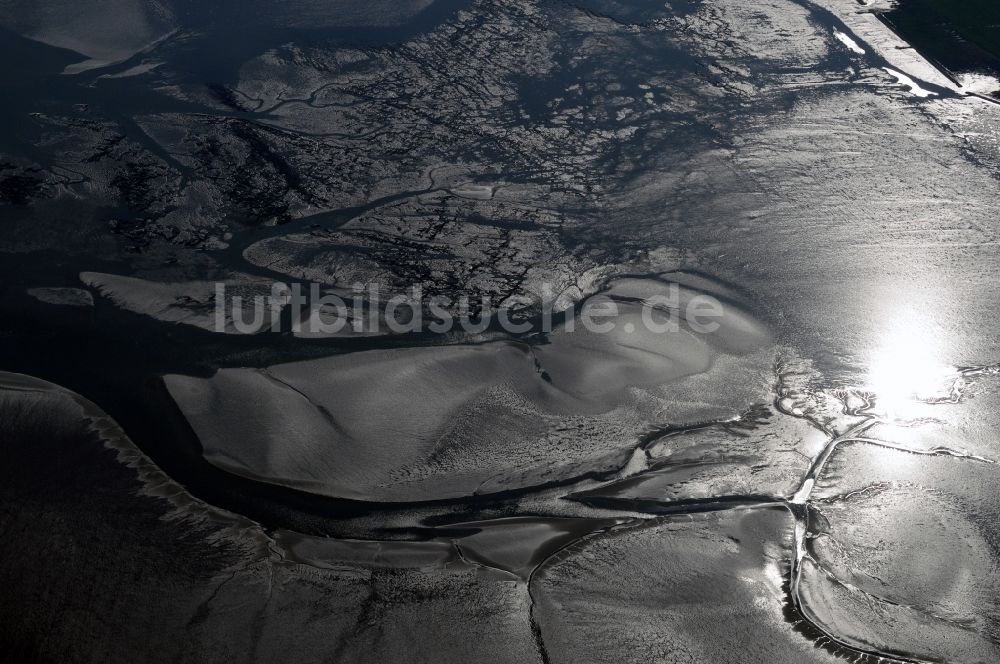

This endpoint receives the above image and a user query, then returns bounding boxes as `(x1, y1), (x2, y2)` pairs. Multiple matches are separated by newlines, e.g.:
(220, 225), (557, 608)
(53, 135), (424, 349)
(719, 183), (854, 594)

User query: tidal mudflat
(3, 0), (1000, 662)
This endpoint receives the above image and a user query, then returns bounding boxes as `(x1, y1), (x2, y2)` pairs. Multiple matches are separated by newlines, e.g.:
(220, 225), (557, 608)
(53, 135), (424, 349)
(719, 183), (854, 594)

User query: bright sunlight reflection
(866, 316), (955, 419)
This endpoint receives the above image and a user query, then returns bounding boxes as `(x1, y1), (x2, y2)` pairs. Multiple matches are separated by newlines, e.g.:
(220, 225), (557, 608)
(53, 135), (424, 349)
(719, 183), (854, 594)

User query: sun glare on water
(866, 324), (956, 420)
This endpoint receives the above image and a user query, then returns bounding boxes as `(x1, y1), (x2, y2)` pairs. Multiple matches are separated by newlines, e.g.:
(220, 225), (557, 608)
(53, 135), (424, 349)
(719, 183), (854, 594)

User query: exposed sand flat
(570, 408), (828, 508)
(0, 0), (443, 74)
(0, 373), (547, 664)
(273, 516), (620, 578)
(82, 271), (288, 334)
(165, 277), (774, 502)
(27, 286), (93, 307)
(803, 442), (1000, 662)
(0, 0), (178, 73)
(6, 0), (1000, 659)
(531, 508), (844, 664)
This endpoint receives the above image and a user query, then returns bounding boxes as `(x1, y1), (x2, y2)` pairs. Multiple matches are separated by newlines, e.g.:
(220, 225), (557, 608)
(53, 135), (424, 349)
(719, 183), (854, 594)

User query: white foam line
(883, 67), (937, 98)
(833, 29), (865, 55)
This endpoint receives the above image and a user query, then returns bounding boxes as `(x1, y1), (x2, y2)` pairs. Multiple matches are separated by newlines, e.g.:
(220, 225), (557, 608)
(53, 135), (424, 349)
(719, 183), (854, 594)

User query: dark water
(881, 0), (1000, 88)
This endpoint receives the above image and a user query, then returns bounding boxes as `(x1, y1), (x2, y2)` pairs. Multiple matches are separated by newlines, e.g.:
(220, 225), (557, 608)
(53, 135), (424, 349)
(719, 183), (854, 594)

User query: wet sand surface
(4, 0), (1000, 662)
